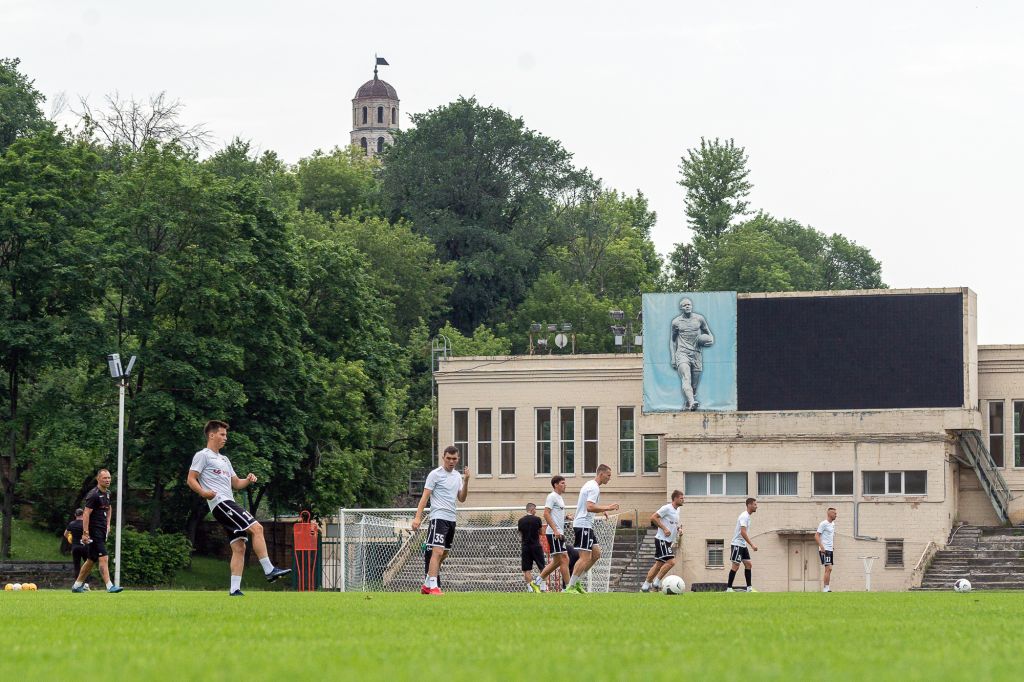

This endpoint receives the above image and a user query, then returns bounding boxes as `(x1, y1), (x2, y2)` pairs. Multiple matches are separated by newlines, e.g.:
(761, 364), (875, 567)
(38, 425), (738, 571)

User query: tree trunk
(150, 476), (164, 531)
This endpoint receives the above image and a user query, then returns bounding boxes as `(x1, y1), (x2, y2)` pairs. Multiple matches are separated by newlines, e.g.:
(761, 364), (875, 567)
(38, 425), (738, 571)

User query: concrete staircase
(1, 561), (77, 589)
(918, 526), (1024, 590)
(609, 528), (658, 592)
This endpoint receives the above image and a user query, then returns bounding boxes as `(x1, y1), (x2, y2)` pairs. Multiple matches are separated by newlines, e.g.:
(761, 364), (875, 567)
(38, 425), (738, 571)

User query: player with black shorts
(412, 445), (469, 595)
(727, 497), (758, 592)
(71, 470), (123, 593)
(65, 508), (90, 586)
(518, 503), (546, 592)
(816, 507), (837, 592)
(187, 420), (291, 596)
(641, 490), (684, 592)
(566, 464), (619, 593)
(535, 476), (571, 591)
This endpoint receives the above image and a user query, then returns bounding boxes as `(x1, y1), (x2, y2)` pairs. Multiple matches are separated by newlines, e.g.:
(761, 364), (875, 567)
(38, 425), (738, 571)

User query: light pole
(105, 353), (136, 587)
(609, 310), (643, 353)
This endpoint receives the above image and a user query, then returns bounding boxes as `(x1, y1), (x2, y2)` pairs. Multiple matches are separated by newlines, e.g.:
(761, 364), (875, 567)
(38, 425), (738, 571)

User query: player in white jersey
(534, 476), (570, 591)
(726, 497), (758, 592)
(641, 490), (684, 592)
(187, 420), (291, 596)
(815, 507), (837, 592)
(411, 445), (469, 595)
(566, 464), (619, 593)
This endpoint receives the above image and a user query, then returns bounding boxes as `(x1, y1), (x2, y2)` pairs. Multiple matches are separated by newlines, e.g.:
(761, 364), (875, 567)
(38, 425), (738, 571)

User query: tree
(76, 91), (211, 152)
(295, 146), (381, 219)
(665, 242), (701, 291)
(0, 58), (50, 153)
(677, 137), (752, 265)
(0, 131), (101, 557)
(382, 97), (592, 332)
(204, 138), (299, 218)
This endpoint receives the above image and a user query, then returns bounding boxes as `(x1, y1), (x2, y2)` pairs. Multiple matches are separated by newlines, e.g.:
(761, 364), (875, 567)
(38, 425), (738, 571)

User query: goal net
(319, 507), (620, 593)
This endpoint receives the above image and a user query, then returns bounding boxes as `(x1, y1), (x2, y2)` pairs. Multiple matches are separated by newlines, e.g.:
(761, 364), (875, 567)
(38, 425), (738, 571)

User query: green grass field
(0, 590), (1020, 681)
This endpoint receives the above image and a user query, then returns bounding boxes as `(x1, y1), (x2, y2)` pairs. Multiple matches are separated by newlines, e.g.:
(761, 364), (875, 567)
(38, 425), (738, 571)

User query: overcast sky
(4, 0), (1022, 342)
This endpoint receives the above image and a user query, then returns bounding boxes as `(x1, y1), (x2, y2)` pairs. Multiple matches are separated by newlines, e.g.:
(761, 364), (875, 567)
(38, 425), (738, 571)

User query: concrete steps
(918, 526), (1024, 590)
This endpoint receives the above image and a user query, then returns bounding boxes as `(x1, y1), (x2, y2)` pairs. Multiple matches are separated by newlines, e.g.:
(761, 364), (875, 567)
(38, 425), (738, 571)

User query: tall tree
(382, 97), (592, 332)
(677, 137), (752, 265)
(0, 58), (50, 153)
(295, 146), (381, 219)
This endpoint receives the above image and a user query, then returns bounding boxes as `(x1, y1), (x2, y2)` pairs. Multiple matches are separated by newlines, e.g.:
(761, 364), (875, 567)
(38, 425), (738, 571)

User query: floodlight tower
(105, 353), (136, 587)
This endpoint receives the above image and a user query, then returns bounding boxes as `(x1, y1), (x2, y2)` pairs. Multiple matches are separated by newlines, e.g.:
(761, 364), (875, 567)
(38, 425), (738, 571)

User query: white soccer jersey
(731, 510), (751, 547)
(573, 480), (601, 529)
(654, 503), (680, 543)
(544, 492), (566, 534)
(817, 520), (836, 551)
(189, 448), (237, 511)
(424, 466), (463, 522)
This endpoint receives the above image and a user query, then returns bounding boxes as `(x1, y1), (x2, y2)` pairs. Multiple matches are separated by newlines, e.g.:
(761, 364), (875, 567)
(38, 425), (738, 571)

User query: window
(863, 471), (927, 495)
(452, 410), (468, 463)
(361, 106), (367, 124)
(376, 137), (384, 154)
(377, 106), (384, 123)
(500, 409), (516, 475)
(684, 472), (747, 496)
(758, 472), (797, 496)
(1015, 401), (1024, 467)
(359, 137), (367, 155)
(988, 401), (1004, 467)
(583, 408), (598, 474)
(706, 540), (724, 567)
(391, 107), (397, 124)
(477, 409), (492, 476)
(536, 408), (552, 475)
(643, 435), (660, 474)
(619, 407), (635, 473)
(559, 408), (574, 475)
(813, 471), (853, 496)
(885, 539), (904, 567)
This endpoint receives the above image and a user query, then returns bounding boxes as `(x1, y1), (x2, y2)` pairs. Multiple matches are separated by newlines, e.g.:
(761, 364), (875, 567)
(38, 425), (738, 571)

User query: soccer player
(816, 507), (837, 592)
(566, 463), (619, 593)
(534, 475), (569, 591)
(641, 490), (684, 592)
(71, 469), (123, 593)
(726, 497), (758, 592)
(65, 508), (90, 587)
(518, 503), (546, 592)
(187, 420), (291, 596)
(411, 445), (469, 595)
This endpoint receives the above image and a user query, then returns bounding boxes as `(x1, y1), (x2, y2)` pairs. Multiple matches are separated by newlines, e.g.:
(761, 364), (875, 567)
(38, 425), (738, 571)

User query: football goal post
(319, 507), (620, 593)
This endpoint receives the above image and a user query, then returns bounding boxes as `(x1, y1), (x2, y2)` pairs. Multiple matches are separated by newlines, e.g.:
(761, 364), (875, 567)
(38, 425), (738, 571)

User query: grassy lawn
(7, 518), (66, 561)
(0, 591), (1019, 681)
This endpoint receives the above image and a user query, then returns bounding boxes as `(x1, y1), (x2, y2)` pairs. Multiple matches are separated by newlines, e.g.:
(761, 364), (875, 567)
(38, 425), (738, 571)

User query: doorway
(787, 540), (822, 592)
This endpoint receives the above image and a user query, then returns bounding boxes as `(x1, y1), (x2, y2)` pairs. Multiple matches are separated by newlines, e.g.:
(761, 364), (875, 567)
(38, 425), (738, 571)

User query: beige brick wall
(977, 345), (1024, 524)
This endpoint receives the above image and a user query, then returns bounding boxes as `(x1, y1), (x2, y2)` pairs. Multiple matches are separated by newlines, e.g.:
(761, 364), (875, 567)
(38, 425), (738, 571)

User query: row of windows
(452, 407), (660, 477)
(359, 137), (386, 154)
(985, 400), (1024, 467)
(703, 539), (905, 567)
(684, 470), (928, 497)
(359, 106), (398, 125)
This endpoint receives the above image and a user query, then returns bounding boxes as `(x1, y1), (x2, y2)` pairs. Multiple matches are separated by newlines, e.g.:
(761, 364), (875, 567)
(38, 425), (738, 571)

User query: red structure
(293, 511), (319, 591)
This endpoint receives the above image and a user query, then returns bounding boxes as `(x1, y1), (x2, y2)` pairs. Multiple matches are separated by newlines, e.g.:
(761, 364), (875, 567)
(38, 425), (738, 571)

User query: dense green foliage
(0, 592), (1019, 680)
(118, 529), (192, 585)
(0, 60), (885, 557)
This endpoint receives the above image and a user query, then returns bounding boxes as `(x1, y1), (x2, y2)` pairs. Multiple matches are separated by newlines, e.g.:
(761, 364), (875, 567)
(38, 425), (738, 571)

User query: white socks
(567, 576), (579, 588)
(259, 557), (274, 574)
(653, 578), (662, 588)
(428, 577), (438, 588)
(106, 581), (114, 589)
(73, 581), (83, 588)
(230, 575), (242, 593)
(642, 581), (651, 590)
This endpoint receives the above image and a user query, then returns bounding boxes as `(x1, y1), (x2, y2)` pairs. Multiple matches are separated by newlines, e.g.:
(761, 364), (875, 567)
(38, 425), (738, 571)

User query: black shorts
(521, 544), (545, 571)
(212, 500), (257, 543)
(654, 538), (675, 562)
(426, 518), (456, 550)
(819, 550), (834, 566)
(86, 534), (108, 561)
(730, 545), (751, 564)
(72, 545), (89, 567)
(573, 527), (599, 551)
(546, 534), (568, 555)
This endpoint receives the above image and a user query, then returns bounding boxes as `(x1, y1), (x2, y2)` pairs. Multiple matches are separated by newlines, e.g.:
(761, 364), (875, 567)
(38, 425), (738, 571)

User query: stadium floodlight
(105, 352), (137, 588)
(609, 310), (625, 321)
(634, 335), (643, 347)
(530, 323), (542, 333)
(547, 323), (557, 332)
(561, 322), (572, 332)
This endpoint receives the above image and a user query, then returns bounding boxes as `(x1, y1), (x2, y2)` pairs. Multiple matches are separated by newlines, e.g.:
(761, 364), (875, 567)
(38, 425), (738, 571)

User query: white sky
(4, 0), (1022, 343)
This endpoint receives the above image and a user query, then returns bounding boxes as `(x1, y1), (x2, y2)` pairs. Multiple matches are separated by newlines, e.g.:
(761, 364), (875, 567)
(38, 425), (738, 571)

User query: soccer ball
(25, 583), (37, 591)
(11, 583), (22, 591)
(954, 578), (972, 593)
(3, 583), (12, 591)
(662, 575), (686, 594)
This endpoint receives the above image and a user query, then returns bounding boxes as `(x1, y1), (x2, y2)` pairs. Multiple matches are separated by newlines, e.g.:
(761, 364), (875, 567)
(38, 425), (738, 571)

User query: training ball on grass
(3, 583), (12, 591)
(25, 583), (37, 591)
(11, 583), (22, 591)
(953, 578), (972, 593)
(661, 575), (686, 594)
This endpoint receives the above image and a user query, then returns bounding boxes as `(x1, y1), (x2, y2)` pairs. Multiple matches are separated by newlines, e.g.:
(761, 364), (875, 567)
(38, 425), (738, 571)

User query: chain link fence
(320, 507), (620, 593)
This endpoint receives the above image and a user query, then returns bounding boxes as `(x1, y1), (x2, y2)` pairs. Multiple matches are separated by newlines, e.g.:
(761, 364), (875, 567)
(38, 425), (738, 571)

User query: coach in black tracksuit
(518, 504), (546, 590)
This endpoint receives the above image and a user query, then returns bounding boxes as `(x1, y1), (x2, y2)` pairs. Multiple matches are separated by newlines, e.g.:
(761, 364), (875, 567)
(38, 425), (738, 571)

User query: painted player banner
(642, 292), (737, 412)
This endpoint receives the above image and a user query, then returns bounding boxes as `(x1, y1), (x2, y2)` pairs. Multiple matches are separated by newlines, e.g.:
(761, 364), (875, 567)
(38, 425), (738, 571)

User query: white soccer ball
(11, 583), (22, 591)
(661, 575), (686, 594)
(953, 578), (972, 593)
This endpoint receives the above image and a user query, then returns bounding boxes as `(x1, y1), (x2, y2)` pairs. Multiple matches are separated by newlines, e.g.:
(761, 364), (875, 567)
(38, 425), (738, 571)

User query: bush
(119, 530), (192, 585)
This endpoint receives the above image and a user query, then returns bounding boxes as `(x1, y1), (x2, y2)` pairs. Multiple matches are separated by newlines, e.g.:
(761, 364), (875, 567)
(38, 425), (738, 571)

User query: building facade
(436, 288), (1024, 591)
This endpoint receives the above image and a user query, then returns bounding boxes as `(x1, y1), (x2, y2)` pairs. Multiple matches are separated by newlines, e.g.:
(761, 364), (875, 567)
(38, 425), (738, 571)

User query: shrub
(119, 530), (192, 585)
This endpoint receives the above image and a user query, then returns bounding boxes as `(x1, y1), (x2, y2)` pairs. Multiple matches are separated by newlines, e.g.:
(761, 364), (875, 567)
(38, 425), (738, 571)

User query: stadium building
(435, 287), (1024, 591)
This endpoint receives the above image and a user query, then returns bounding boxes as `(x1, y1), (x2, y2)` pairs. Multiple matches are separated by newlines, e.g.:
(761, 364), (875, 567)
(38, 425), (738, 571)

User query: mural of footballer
(669, 297), (714, 411)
